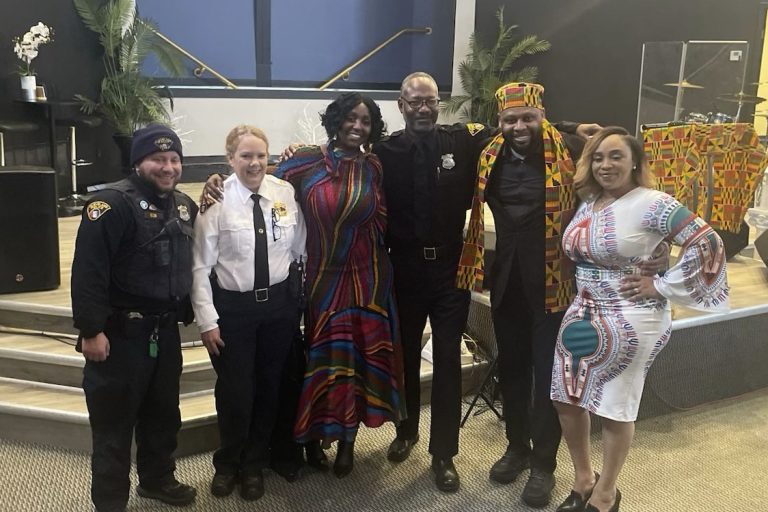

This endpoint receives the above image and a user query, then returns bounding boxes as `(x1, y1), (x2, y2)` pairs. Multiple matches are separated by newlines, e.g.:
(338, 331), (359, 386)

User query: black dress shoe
(270, 461), (301, 483)
(305, 441), (329, 471)
(585, 488), (621, 512)
(333, 440), (355, 478)
(387, 435), (419, 462)
(431, 457), (460, 493)
(556, 472), (599, 512)
(240, 471), (265, 501)
(489, 447), (530, 484)
(137, 478), (197, 506)
(522, 468), (556, 508)
(210, 473), (237, 497)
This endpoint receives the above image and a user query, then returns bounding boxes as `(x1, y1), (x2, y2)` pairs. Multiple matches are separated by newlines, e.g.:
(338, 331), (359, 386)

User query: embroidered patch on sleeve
(86, 201), (111, 221)
(466, 123), (485, 136)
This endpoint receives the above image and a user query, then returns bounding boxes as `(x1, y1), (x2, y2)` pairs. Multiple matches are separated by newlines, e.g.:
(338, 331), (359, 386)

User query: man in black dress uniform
(72, 124), (198, 512)
(374, 72), (492, 492)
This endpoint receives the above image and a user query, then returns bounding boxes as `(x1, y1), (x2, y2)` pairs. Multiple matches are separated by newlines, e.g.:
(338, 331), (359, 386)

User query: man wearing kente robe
(457, 83), (584, 508)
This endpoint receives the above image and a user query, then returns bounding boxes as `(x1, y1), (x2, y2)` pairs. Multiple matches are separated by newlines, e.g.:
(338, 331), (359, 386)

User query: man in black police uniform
(72, 124), (198, 512)
(375, 73), (596, 493)
(374, 72), (491, 492)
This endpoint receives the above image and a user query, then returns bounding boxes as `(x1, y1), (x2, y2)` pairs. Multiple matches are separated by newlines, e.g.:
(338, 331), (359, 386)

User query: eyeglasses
(271, 208), (282, 242)
(400, 97), (440, 109)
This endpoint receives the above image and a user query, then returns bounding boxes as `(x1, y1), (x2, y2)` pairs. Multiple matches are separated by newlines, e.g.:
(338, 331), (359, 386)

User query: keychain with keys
(149, 325), (159, 358)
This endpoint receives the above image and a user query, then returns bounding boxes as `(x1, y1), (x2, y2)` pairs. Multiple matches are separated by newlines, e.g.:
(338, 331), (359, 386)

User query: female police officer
(190, 125), (306, 501)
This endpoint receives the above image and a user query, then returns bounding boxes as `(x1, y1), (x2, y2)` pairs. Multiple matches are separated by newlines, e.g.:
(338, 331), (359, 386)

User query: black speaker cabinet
(0, 167), (60, 293)
(715, 222), (750, 261)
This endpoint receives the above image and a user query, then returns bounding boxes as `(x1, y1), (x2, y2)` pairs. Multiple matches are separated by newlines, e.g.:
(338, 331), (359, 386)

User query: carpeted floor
(1, 388), (767, 512)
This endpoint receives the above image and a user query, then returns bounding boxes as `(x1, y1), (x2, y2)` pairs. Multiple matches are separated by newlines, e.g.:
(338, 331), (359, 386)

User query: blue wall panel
(138, 0), (257, 79)
(138, 0), (454, 87)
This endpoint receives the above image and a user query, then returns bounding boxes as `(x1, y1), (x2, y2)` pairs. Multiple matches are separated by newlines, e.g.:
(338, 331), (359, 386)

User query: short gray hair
(400, 72), (438, 95)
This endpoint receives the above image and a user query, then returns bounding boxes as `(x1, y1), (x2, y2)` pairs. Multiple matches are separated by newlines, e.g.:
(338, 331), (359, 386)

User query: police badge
(177, 204), (190, 221)
(441, 153), (455, 170)
(273, 201), (287, 218)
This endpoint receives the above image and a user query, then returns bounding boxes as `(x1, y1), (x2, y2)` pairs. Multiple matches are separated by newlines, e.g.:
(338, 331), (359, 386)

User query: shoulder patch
(86, 201), (111, 221)
(466, 123), (485, 136)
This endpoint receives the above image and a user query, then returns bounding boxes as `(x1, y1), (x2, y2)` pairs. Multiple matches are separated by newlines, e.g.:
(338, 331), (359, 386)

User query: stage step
(0, 376), (218, 455)
(0, 299), (205, 343)
(0, 332), (216, 393)
(0, 295), (489, 455)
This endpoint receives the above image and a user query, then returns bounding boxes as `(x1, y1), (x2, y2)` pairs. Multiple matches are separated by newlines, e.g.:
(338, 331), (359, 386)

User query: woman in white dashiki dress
(550, 127), (729, 512)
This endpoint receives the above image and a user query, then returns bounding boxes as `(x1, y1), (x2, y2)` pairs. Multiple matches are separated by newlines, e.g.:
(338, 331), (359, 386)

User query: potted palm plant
(72, 0), (186, 168)
(442, 7), (551, 126)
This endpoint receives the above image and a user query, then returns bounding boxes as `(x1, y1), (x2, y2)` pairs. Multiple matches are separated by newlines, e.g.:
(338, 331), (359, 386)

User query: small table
(15, 99), (83, 216)
(15, 98), (80, 171)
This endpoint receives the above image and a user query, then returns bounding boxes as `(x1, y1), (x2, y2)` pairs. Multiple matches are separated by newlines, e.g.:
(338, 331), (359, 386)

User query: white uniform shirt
(191, 174), (307, 333)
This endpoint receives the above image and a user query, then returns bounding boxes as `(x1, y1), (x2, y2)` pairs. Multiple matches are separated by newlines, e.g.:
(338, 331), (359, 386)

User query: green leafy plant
(442, 6), (551, 126)
(73, 0), (186, 135)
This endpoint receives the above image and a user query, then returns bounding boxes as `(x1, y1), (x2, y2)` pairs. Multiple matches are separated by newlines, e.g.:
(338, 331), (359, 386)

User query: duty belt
(214, 278), (289, 303)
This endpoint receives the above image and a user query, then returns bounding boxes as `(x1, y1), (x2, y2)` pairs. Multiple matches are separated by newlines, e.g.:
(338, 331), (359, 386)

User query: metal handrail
(142, 22), (238, 90)
(319, 27), (432, 90)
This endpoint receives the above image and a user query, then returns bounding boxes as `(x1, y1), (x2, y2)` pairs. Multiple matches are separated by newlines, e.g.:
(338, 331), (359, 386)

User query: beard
(503, 128), (543, 155)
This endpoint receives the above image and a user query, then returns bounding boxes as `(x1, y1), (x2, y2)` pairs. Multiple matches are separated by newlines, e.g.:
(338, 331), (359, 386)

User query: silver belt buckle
(255, 287), (269, 302)
(423, 247), (437, 260)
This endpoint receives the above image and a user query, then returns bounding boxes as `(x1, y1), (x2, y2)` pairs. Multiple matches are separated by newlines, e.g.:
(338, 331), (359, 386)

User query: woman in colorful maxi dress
(272, 92), (405, 478)
(550, 127), (729, 512)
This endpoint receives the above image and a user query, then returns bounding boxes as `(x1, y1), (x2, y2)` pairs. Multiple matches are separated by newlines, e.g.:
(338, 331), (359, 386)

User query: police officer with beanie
(72, 124), (198, 511)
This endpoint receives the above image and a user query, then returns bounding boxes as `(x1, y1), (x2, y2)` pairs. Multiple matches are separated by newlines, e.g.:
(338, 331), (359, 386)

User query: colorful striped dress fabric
(272, 145), (405, 443)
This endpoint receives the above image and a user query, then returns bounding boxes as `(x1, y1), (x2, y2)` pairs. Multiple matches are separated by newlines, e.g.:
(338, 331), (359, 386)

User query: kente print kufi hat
(495, 82), (545, 112)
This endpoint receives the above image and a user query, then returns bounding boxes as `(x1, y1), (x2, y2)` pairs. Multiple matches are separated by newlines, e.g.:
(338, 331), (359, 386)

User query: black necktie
(251, 194), (270, 290)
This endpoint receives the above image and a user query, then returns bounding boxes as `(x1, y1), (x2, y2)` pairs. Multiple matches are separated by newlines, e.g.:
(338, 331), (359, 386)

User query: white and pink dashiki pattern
(550, 187), (729, 421)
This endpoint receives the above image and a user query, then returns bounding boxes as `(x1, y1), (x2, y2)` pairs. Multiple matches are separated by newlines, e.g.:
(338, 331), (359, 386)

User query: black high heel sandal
(556, 472), (600, 512)
(585, 487), (621, 512)
(333, 440), (355, 478)
(305, 441), (329, 471)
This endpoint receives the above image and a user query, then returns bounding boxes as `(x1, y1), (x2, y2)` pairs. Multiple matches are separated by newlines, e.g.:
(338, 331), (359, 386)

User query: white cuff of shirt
(195, 303), (219, 334)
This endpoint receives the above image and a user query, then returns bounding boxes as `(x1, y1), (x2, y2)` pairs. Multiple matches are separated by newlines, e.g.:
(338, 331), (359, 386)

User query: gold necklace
(593, 193), (617, 211)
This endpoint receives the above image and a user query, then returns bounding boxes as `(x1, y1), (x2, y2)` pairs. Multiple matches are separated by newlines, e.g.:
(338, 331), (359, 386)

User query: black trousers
(268, 326), (306, 471)
(210, 281), (297, 475)
(391, 248), (470, 459)
(491, 272), (564, 473)
(83, 313), (182, 512)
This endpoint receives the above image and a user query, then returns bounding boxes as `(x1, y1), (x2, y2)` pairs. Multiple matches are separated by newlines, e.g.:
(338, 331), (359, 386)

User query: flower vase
(20, 75), (37, 101)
